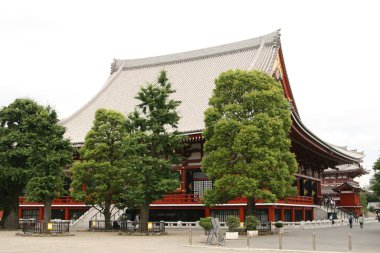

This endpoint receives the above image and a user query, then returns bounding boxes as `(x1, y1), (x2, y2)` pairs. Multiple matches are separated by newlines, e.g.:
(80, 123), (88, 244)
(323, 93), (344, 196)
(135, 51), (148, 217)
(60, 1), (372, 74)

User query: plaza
(0, 222), (379, 253)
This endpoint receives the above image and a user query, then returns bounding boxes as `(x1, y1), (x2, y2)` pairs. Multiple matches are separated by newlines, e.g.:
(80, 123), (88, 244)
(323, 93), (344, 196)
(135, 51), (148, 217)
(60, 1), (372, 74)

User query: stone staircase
(314, 204), (357, 222)
(314, 206), (328, 221)
(70, 205), (126, 230)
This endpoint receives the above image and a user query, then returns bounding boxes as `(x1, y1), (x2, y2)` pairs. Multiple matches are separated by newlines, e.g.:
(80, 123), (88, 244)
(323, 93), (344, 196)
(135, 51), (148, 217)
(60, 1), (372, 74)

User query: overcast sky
(1, 0), (379, 187)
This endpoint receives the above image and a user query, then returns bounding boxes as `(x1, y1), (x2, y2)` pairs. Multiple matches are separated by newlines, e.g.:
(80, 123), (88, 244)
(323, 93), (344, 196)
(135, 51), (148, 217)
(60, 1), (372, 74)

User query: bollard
(312, 232), (316, 251)
(216, 232), (219, 247)
(189, 229), (192, 245)
(279, 232), (283, 250)
(348, 233), (352, 251)
(247, 235), (250, 248)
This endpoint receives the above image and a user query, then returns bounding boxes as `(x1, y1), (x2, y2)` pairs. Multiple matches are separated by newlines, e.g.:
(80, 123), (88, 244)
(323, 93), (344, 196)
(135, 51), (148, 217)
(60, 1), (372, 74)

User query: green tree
(366, 192), (380, 202)
(360, 192), (368, 215)
(0, 98), (71, 228)
(23, 104), (72, 222)
(71, 109), (128, 230)
(202, 70), (297, 216)
(372, 155), (380, 197)
(124, 70), (183, 226)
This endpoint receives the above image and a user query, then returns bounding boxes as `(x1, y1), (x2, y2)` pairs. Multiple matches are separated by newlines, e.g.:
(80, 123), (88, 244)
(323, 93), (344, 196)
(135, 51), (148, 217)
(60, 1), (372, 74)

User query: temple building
(19, 30), (364, 223)
(321, 163), (368, 216)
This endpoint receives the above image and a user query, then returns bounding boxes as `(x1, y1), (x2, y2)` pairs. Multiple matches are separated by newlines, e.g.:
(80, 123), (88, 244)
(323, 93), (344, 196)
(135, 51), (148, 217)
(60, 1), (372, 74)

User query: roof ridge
(111, 30), (281, 74)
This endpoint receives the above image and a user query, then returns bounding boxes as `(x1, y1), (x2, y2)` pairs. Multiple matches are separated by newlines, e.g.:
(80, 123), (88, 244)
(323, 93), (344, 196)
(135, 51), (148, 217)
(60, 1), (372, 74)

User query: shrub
(245, 215), (258, 230)
(274, 221), (283, 228)
(199, 217), (212, 234)
(226, 216), (240, 232)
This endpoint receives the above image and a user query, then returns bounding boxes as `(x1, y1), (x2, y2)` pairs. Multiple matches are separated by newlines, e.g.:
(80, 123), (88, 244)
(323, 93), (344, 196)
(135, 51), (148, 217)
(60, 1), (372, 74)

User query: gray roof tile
(61, 31), (281, 143)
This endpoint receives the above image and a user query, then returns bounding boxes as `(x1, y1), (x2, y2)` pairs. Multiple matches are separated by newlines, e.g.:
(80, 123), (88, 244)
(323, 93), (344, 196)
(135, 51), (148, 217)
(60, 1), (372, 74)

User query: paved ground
(0, 222), (379, 253)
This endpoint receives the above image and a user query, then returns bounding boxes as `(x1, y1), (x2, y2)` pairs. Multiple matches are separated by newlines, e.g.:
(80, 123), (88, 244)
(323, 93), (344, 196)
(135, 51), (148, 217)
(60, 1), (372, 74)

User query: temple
(321, 164), (368, 216)
(19, 30), (364, 223)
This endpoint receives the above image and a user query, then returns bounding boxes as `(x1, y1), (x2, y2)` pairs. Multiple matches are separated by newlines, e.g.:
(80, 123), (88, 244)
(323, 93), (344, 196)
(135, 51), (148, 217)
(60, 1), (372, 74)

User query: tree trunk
(139, 201), (150, 232)
(246, 196), (256, 217)
(104, 201), (112, 230)
(3, 193), (20, 229)
(3, 207), (19, 230)
(43, 200), (52, 222)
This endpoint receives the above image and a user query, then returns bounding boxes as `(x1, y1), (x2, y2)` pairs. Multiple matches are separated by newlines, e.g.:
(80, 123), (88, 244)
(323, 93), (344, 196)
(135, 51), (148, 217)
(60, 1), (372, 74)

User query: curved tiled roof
(60, 30), (363, 164)
(323, 164), (368, 175)
(291, 112), (364, 163)
(61, 30), (281, 143)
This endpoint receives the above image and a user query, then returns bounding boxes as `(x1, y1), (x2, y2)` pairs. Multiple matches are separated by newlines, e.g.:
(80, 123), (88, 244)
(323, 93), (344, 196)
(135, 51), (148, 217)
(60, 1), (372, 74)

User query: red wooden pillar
(18, 207), (23, 219)
(180, 167), (186, 192)
(65, 207), (69, 220)
(205, 207), (210, 217)
(239, 207), (245, 222)
(281, 207), (284, 221)
(302, 207), (306, 221)
(39, 207), (44, 221)
(268, 206), (275, 222)
(292, 208), (295, 222)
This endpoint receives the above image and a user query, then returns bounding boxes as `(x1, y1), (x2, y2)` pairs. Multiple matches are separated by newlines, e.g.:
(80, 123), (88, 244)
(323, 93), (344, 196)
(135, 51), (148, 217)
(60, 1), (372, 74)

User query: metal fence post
(348, 233), (352, 251)
(312, 232), (316, 251)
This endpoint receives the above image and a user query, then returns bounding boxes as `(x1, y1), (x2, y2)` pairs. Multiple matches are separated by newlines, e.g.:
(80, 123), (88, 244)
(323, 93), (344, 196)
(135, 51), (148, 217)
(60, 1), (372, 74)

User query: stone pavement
(0, 222), (379, 253)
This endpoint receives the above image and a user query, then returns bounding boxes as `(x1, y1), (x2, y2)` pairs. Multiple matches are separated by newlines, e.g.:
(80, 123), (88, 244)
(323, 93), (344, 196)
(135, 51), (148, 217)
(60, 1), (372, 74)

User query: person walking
(348, 214), (353, 229)
(359, 215), (364, 229)
(329, 214), (335, 226)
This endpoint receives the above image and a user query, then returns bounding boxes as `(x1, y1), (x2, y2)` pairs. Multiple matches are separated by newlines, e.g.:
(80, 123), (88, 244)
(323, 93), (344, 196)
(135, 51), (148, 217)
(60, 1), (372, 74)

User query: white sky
(1, 0), (379, 187)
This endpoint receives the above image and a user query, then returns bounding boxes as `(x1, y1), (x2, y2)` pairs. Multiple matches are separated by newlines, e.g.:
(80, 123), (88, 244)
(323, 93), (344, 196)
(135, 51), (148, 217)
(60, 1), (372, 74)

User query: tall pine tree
(124, 70), (183, 227)
(202, 70), (297, 217)
(71, 109), (128, 230)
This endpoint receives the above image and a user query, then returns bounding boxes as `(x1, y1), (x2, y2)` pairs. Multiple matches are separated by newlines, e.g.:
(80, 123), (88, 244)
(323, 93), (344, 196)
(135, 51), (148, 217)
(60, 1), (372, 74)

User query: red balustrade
(19, 196), (84, 205)
(152, 194), (201, 204)
(152, 194), (314, 205)
(19, 194), (313, 206)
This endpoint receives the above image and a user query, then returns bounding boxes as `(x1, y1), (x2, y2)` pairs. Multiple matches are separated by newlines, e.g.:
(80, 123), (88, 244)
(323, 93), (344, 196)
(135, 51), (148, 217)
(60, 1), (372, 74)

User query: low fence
(282, 217), (378, 230)
(120, 221), (165, 233)
(88, 220), (114, 230)
(21, 220), (70, 234)
(87, 217), (379, 232)
(89, 220), (165, 233)
(163, 220), (271, 232)
(162, 217), (379, 231)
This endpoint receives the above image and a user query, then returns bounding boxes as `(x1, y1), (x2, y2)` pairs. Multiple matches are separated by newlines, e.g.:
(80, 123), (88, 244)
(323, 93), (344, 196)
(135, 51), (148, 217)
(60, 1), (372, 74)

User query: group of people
(348, 214), (365, 229)
(323, 197), (336, 208)
(329, 213), (365, 229)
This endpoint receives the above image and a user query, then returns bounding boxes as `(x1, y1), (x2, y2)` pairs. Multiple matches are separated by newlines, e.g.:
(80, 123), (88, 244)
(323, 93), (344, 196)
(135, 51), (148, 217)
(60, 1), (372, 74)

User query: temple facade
(19, 30), (364, 223)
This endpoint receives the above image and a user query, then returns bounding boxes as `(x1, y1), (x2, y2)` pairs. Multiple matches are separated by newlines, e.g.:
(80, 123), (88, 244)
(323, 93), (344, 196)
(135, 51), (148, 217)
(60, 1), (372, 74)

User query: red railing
(152, 194), (314, 205)
(19, 195), (313, 206)
(151, 194), (201, 204)
(19, 196), (84, 205)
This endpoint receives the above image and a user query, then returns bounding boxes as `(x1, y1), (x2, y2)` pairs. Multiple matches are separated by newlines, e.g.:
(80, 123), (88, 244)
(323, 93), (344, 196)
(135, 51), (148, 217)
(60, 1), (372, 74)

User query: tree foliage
(360, 192), (368, 215)
(371, 155), (380, 197)
(71, 109), (128, 229)
(124, 70), (183, 224)
(202, 70), (297, 215)
(23, 105), (72, 221)
(0, 98), (71, 227)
